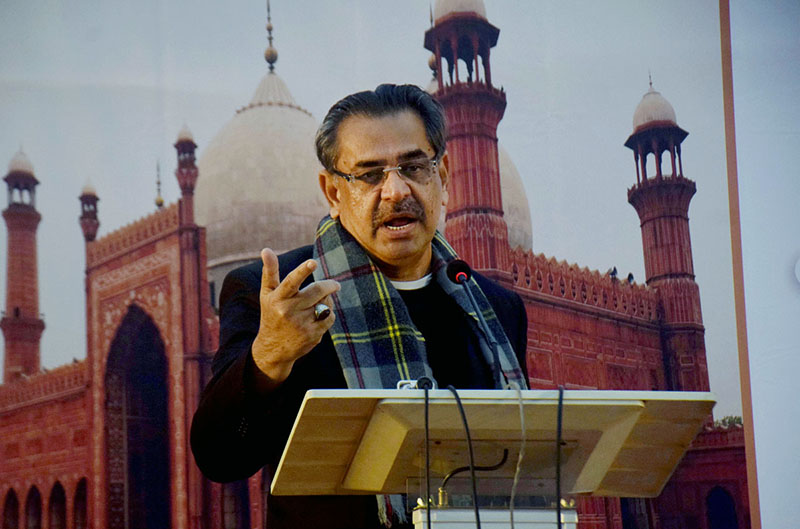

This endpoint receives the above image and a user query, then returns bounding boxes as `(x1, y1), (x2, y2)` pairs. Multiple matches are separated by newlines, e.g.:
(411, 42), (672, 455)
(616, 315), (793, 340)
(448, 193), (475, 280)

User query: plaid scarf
(311, 215), (527, 390)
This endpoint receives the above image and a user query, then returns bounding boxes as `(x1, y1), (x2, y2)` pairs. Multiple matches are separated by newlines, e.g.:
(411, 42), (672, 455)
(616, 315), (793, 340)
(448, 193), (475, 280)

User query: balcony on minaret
(625, 85), (691, 192)
(79, 182), (100, 242)
(4, 149), (39, 211)
(425, 4), (504, 99)
(175, 124), (198, 197)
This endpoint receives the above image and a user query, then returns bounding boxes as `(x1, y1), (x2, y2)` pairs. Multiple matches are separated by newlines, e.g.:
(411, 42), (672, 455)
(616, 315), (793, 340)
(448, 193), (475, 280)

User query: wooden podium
(270, 389), (715, 527)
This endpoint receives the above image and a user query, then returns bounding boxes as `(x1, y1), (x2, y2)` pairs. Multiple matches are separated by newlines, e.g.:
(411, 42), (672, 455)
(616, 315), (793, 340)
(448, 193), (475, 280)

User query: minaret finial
(649, 71), (653, 89)
(155, 160), (164, 209)
(430, 2), (434, 26)
(264, 0), (278, 72)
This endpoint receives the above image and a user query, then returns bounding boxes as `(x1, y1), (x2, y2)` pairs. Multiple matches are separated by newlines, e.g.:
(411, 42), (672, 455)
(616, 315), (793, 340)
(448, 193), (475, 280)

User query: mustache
(372, 197), (427, 232)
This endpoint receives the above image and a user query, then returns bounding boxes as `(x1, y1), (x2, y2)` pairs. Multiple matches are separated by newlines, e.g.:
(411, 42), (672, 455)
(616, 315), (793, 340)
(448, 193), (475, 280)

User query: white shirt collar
(390, 273), (433, 291)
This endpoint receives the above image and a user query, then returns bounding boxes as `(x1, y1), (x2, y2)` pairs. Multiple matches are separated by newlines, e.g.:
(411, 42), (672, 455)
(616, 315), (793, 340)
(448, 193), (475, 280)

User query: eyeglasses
(331, 155), (440, 187)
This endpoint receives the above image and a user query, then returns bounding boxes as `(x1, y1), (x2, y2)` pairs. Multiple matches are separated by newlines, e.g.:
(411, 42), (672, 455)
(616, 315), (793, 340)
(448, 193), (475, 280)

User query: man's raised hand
(250, 248), (340, 387)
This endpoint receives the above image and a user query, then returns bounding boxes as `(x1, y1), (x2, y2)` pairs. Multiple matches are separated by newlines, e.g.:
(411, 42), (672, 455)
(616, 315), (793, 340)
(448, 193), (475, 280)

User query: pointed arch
(105, 304), (171, 529)
(706, 486), (738, 529)
(23, 487), (41, 529)
(3, 489), (20, 529)
(73, 479), (87, 529)
(47, 483), (66, 529)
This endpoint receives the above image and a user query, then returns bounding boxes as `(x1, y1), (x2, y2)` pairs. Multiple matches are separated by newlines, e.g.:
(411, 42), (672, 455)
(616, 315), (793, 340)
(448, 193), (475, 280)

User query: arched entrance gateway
(707, 486), (738, 529)
(104, 305), (170, 529)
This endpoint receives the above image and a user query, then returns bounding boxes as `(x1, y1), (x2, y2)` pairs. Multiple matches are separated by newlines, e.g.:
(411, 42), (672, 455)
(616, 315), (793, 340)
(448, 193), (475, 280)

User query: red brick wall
(0, 376), (90, 529)
(654, 427), (749, 529)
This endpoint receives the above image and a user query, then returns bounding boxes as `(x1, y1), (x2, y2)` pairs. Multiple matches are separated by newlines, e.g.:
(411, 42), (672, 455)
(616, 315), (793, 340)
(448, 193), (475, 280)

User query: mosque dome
(498, 145), (532, 251)
(632, 86), (677, 133)
(8, 148), (34, 175)
(195, 71), (327, 287)
(433, 0), (487, 22)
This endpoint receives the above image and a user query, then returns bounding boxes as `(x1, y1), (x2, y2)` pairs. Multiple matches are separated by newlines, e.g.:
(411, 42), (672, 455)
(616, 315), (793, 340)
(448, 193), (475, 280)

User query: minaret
(424, 1), (511, 279)
(173, 122), (213, 528)
(625, 83), (709, 392)
(79, 182), (100, 242)
(175, 124), (198, 225)
(1, 149), (45, 382)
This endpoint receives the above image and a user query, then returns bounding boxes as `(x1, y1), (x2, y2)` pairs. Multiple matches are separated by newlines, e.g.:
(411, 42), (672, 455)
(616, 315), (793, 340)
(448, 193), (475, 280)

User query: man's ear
(319, 170), (341, 218)
(439, 151), (450, 208)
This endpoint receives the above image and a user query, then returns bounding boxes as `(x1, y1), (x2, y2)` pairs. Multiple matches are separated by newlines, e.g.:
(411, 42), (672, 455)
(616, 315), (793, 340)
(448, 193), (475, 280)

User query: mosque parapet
(0, 361), (87, 414)
(508, 247), (659, 322)
(86, 203), (179, 269)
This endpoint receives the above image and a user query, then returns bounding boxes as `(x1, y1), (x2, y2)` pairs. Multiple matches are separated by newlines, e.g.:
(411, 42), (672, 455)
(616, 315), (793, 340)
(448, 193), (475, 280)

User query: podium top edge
(303, 388), (717, 403)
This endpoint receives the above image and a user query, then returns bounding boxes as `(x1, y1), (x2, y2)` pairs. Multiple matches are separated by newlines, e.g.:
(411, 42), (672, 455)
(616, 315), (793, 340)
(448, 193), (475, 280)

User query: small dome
(8, 148), (34, 175)
(195, 72), (327, 288)
(177, 124), (194, 143)
(632, 87), (677, 132)
(80, 181), (97, 196)
(433, 0), (487, 21)
(498, 146), (532, 251)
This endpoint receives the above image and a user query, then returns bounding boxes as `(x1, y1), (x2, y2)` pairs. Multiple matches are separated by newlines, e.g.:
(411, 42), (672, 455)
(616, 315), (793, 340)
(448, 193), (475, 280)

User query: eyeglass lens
(354, 159), (436, 186)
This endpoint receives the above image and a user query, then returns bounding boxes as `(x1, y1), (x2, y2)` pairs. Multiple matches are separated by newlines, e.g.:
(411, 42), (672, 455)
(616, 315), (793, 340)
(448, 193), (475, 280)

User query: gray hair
(315, 84), (447, 173)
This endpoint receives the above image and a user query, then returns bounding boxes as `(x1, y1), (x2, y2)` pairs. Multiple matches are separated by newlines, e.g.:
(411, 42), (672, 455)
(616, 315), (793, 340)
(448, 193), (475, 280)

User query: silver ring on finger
(313, 303), (331, 321)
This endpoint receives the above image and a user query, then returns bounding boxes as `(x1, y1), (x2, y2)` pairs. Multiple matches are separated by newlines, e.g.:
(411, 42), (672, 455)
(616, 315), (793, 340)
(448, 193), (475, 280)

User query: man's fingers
(274, 259), (318, 298)
(260, 248), (281, 291)
(297, 280), (341, 309)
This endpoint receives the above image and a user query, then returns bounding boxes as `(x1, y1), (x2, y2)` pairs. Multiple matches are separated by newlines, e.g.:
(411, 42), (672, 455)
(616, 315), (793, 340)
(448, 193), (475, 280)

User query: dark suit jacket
(190, 245), (529, 529)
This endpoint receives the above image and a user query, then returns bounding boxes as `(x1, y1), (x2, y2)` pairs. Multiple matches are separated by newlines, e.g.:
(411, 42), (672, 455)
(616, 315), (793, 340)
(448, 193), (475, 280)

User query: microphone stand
(460, 283), (503, 389)
(448, 261), (504, 389)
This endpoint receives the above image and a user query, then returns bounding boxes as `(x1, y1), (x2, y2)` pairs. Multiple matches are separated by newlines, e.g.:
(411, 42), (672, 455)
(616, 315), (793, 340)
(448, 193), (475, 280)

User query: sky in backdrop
(1, 1), (798, 525)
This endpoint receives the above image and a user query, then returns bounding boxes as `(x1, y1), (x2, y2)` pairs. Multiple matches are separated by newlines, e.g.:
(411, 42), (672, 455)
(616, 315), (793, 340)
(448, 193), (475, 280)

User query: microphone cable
(440, 449), (508, 491)
(447, 385), (481, 529)
(424, 386), (431, 529)
(508, 380), (526, 529)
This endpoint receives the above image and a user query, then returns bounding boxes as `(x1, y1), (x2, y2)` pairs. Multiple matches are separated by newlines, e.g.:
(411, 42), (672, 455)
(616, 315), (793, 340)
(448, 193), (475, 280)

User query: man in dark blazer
(191, 84), (528, 529)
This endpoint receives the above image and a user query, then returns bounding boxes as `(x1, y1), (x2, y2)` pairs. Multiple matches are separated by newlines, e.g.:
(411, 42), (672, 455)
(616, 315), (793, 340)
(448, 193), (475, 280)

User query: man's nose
(380, 169), (412, 201)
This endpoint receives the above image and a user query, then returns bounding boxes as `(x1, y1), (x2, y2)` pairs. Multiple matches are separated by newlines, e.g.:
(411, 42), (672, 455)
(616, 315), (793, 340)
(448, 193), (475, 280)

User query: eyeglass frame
(329, 153), (442, 187)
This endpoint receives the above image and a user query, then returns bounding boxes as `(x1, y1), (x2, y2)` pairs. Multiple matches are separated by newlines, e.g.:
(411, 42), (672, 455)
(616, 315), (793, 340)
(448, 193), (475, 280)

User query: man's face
(319, 110), (449, 281)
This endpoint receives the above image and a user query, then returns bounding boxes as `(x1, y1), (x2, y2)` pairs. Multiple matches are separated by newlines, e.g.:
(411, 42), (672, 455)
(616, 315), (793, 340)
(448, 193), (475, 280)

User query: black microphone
(446, 259), (472, 284)
(445, 260), (504, 388)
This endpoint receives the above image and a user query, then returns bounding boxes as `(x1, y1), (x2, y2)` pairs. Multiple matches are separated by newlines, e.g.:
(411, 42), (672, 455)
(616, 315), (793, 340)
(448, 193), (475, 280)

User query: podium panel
(271, 389), (715, 498)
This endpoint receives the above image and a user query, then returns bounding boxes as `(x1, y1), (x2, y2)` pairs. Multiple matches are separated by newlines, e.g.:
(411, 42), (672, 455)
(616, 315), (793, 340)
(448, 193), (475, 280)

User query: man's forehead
(335, 110), (434, 168)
